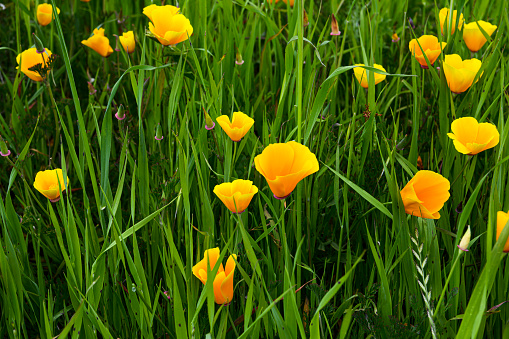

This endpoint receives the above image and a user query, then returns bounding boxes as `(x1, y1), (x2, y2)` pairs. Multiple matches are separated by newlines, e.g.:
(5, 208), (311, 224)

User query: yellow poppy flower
(119, 31), (135, 54)
(37, 4), (60, 26)
(143, 4), (193, 46)
(443, 54), (482, 94)
(16, 48), (53, 82)
(353, 64), (386, 88)
(192, 248), (237, 305)
(33, 169), (69, 202)
(408, 35), (446, 68)
(497, 211), (509, 252)
(439, 8), (464, 35)
(214, 180), (258, 214)
(82, 28), (114, 57)
(216, 112), (254, 142)
(447, 117), (499, 155)
(463, 21), (497, 53)
(254, 141), (319, 199)
(400, 170), (450, 219)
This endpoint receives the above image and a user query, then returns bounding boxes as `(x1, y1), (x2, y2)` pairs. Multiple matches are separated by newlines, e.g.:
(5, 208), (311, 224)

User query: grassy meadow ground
(1, 0), (509, 338)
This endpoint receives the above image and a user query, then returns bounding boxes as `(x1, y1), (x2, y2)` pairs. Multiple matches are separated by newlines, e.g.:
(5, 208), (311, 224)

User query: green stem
(434, 251), (463, 318)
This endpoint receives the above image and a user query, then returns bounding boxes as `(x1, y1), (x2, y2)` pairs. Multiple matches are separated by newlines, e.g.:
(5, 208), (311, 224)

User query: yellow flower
(254, 141), (319, 199)
(37, 4), (60, 26)
(214, 180), (258, 214)
(119, 31), (135, 54)
(216, 112), (254, 142)
(82, 28), (114, 57)
(143, 4), (193, 46)
(463, 21), (497, 53)
(443, 54), (482, 94)
(447, 117), (499, 155)
(400, 170), (450, 219)
(192, 248), (237, 305)
(439, 8), (464, 35)
(33, 169), (69, 202)
(16, 48), (53, 82)
(497, 211), (509, 252)
(408, 35), (446, 68)
(353, 64), (386, 88)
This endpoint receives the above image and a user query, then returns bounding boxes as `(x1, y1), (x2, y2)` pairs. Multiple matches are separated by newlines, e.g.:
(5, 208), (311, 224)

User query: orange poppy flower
(439, 8), (464, 35)
(214, 180), (258, 214)
(33, 169), (69, 202)
(119, 31), (135, 54)
(443, 54), (482, 94)
(143, 4), (193, 46)
(409, 35), (446, 68)
(81, 28), (114, 57)
(16, 48), (53, 82)
(254, 141), (319, 199)
(497, 211), (509, 252)
(192, 248), (237, 305)
(400, 171), (450, 219)
(463, 21), (497, 53)
(447, 117), (499, 155)
(216, 112), (254, 142)
(37, 4), (60, 26)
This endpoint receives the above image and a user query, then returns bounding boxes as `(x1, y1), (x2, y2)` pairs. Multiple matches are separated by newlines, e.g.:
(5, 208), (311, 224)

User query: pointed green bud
(203, 108), (215, 130)
(33, 33), (46, 54)
(155, 124), (163, 140)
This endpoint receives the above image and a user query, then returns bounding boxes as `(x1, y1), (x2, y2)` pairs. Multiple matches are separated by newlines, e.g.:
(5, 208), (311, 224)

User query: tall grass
(1, 0), (509, 337)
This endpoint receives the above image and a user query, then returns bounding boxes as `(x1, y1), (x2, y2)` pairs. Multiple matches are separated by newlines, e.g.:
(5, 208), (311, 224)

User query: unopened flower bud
(235, 50), (244, 65)
(303, 9), (309, 27)
(204, 108), (215, 130)
(155, 124), (164, 140)
(457, 225), (471, 252)
(115, 104), (126, 120)
(330, 14), (341, 36)
(0, 136), (10, 157)
(33, 33), (46, 54)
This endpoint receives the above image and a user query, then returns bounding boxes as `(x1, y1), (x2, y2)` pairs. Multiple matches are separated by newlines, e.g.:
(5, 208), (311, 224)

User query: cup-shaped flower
(119, 31), (135, 54)
(143, 5), (193, 46)
(409, 35), (446, 68)
(37, 4), (60, 26)
(216, 112), (254, 142)
(192, 248), (237, 305)
(463, 21), (497, 53)
(254, 141), (319, 199)
(443, 54), (482, 94)
(16, 48), (53, 82)
(214, 180), (258, 214)
(353, 64), (386, 88)
(33, 169), (69, 202)
(447, 117), (499, 155)
(439, 8), (464, 35)
(400, 170), (450, 219)
(82, 28), (114, 57)
(497, 211), (509, 252)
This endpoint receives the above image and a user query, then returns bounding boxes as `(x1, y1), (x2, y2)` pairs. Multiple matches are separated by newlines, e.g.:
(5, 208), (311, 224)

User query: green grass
(1, 0), (509, 337)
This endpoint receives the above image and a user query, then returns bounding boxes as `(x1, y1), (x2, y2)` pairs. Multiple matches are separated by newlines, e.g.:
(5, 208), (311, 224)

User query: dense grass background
(1, 0), (509, 337)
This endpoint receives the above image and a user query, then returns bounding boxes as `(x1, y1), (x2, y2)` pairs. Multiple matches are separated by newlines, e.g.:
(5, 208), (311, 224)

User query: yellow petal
(497, 211), (509, 252)
(477, 123), (499, 150)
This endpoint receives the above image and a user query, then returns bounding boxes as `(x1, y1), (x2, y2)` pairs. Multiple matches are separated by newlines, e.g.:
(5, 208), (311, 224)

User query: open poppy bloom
(37, 4), (60, 26)
(443, 54), (482, 94)
(497, 211), (509, 252)
(33, 169), (69, 202)
(143, 5), (193, 46)
(192, 248), (237, 305)
(254, 141), (319, 199)
(214, 180), (258, 214)
(16, 48), (53, 82)
(447, 117), (499, 155)
(82, 28), (114, 57)
(216, 112), (254, 142)
(409, 35), (446, 68)
(353, 64), (386, 88)
(463, 21), (497, 53)
(119, 31), (135, 54)
(400, 171), (450, 219)
(439, 8), (464, 35)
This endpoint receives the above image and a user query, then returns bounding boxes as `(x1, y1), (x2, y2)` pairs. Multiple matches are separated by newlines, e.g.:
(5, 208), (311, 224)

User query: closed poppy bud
(216, 112), (254, 142)
(155, 124), (163, 141)
(497, 211), (509, 252)
(33, 33), (46, 54)
(463, 21), (497, 53)
(37, 4), (60, 26)
(447, 117), (499, 155)
(82, 28), (114, 57)
(255, 141), (319, 199)
(330, 14), (341, 36)
(443, 54), (482, 94)
(457, 225), (471, 251)
(409, 35), (447, 69)
(33, 169), (69, 202)
(235, 50), (244, 65)
(303, 9), (309, 27)
(16, 48), (53, 82)
(400, 170), (450, 219)
(115, 104), (125, 121)
(143, 4), (193, 46)
(0, 135), (10, 157)
(214, 180), (258, 214)
(353, 64), (387, 88)
(192, 248), (237, 305)
(204, 109), (215, 130)
(392, 33), (400, 42)
(119, 31), (135, 54)
(439, 8), (464, 35)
